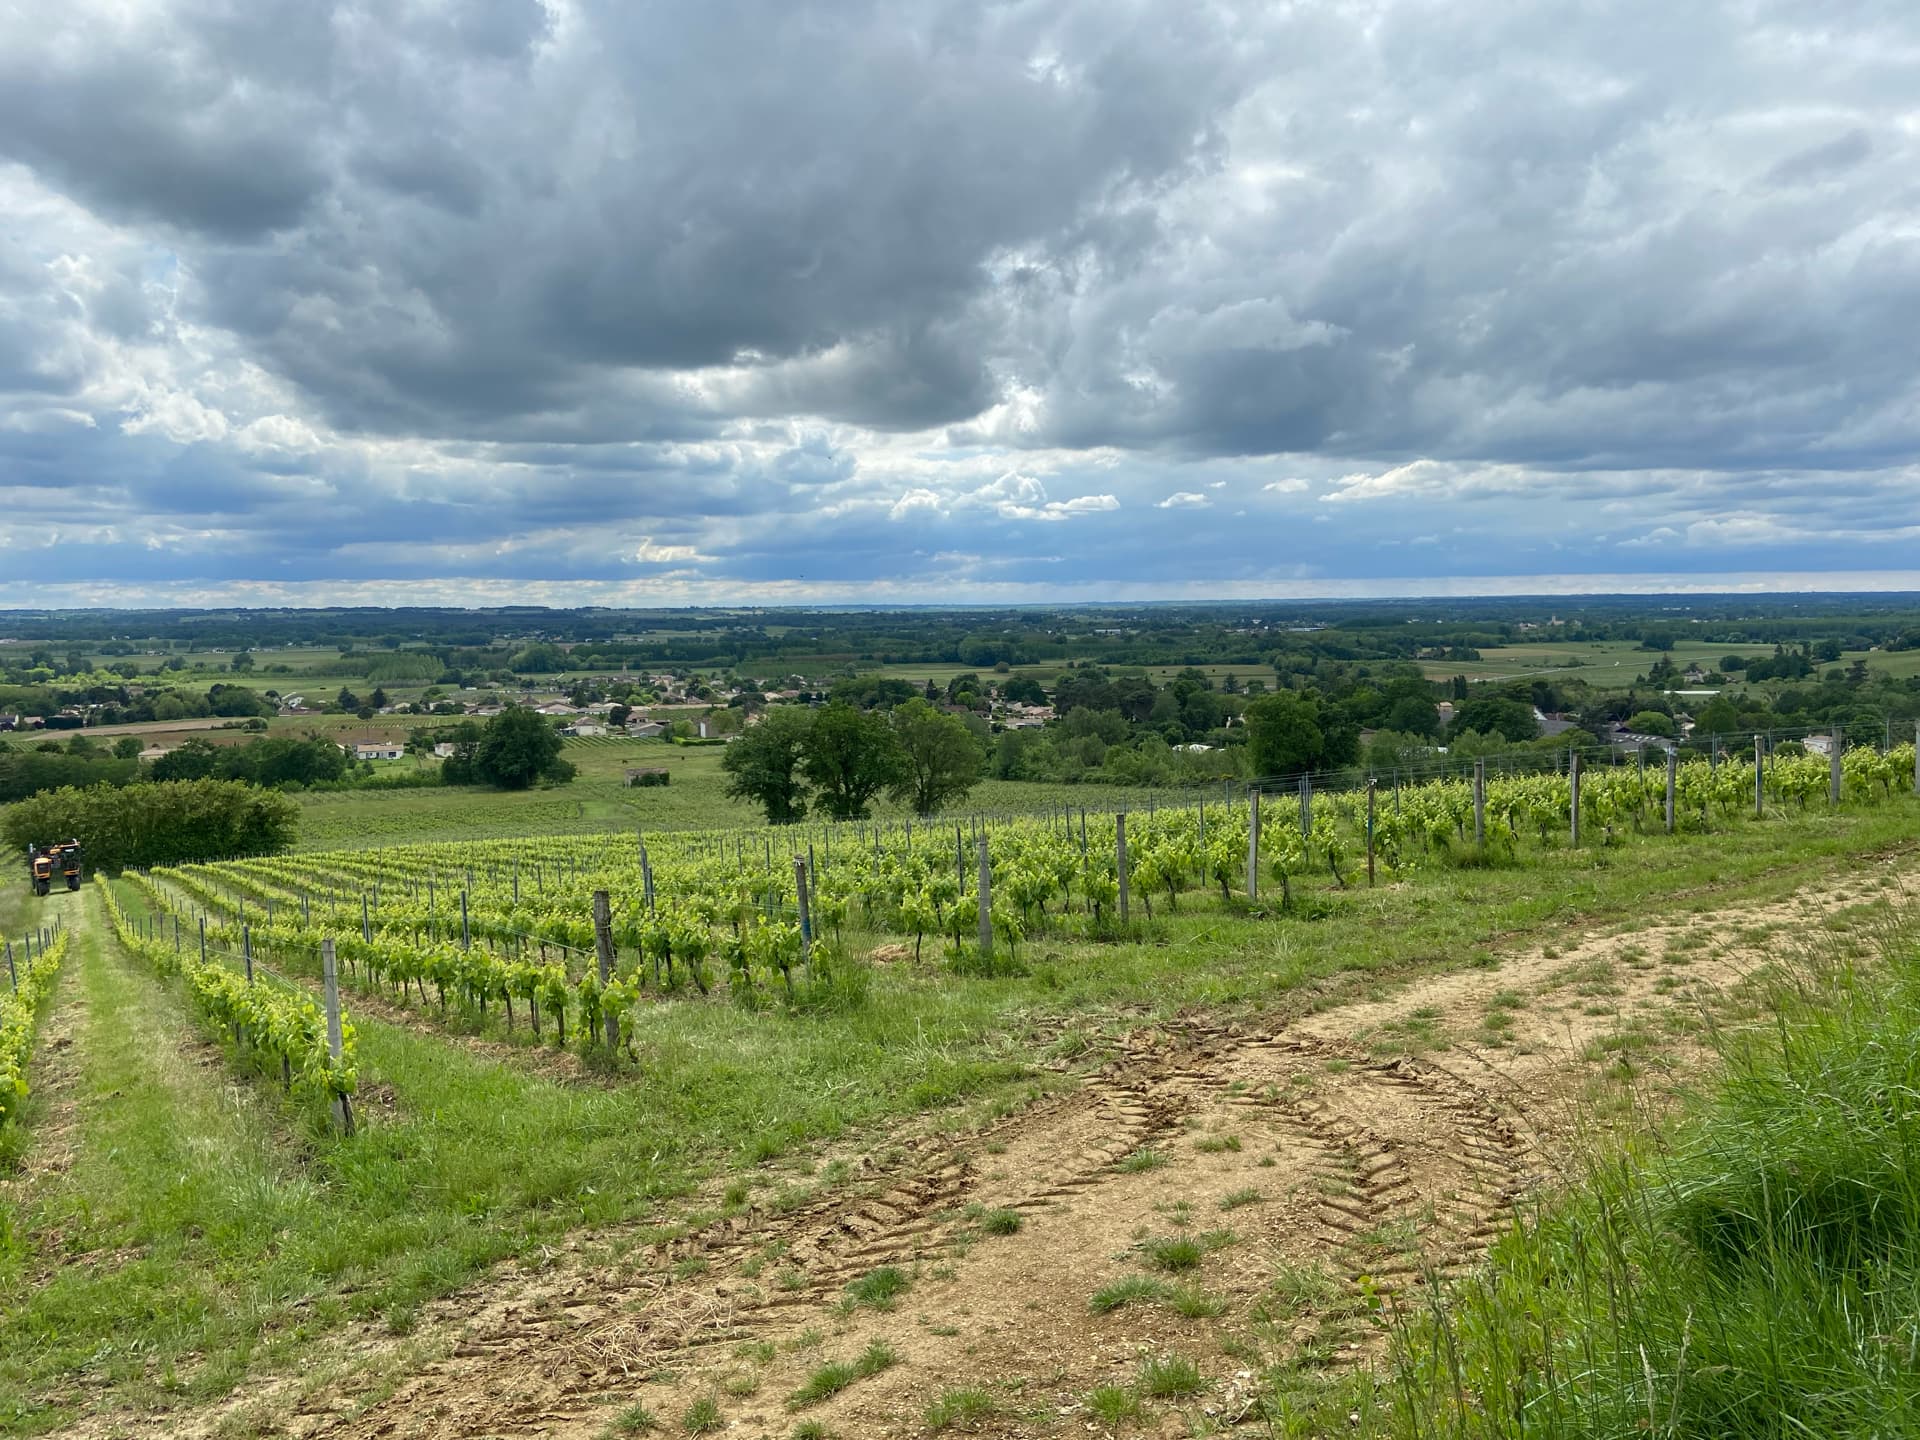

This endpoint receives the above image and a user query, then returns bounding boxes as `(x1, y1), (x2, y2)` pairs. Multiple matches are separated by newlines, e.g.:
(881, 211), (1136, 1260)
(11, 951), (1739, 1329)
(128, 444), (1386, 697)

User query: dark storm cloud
(1, 0), (1918, 600)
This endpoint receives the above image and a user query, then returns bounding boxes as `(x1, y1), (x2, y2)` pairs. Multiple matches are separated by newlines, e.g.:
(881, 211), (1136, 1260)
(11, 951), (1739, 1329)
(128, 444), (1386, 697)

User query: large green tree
(802, 702), (902, 820)
(1244, 691), (1327, 776)
(721, 704), (814, 823)
(887, 698), (982, 816)
(471, 705), (573, 789)
(1449, 695), (1540, 745)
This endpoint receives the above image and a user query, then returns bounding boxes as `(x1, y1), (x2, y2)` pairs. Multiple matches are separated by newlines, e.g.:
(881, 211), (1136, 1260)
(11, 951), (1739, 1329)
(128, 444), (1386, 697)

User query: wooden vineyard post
(641, 840), (655, 912)
(1366, 779), (1377, 887)
(321, 939), (353, 1134)
(1473, 760), (1486, 848)
(199, 916), (207, 966)
(1298, 775), (1312, 842)
(173, 914), (180, 953)
(1665, 748), (1677, 834)
(1755, 735), (1765, 819)
(1116, 812), (1130, 923)
(975, 837), (993, 960)
(1830, 724), (1844, 805)
(461, 891), (470, 949)
(243, 924), (254, 984)
(5, 941), (15, 992)
(593, 890), (617, 1050)
(955, 826), (966, 890)
(793, 857), (812, 964)
(1570, 752), (1582, 848)
(1245, 789), (1260, 901)
(362, 894), (371, 943)
(301, 894), (309, 927)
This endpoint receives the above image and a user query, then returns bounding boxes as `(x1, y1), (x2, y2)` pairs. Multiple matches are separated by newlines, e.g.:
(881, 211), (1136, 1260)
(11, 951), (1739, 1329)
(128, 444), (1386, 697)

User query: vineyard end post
(1754, 734), (1765, 819)
(461, 891), (470, 949)
(1245, 790), (1260, 901)
(322, 938), (352, 1134)
(975, 836), (992, 960)
(1570, 752), (1582, 848)
(1830, 723), (1843, 805)
(1116, 812), (1131, 923)
(1473, 759), (1486, 848)
(1366, 779), (1377, 887)
(243, 923), (253, 985)
(593, 889), (617, 1050)
(793, 856), (812, 959)
(1665, 747), (1677, 834)
(5, 941), (14, 992)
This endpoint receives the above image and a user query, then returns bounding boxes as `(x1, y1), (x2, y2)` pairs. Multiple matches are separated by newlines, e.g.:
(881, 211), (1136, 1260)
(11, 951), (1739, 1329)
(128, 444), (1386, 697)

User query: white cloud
(888, 488), (944, 521)
(1262, 478), (1309, 495)
(1156, 491), (1210, 509)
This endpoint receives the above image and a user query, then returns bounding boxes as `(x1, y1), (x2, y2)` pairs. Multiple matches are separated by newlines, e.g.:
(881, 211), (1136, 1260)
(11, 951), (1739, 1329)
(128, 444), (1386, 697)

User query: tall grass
(1386, 907), (1920, 1439)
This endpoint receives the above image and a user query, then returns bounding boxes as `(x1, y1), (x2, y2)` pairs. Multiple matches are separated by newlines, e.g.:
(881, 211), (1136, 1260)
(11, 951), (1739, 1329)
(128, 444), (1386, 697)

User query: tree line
(721, 698), (982, 822)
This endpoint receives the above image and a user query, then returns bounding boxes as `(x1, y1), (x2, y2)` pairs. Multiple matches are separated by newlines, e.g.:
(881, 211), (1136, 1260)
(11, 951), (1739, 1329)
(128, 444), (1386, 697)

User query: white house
(353, 742), (405, 761)
(627, 720), (667, 738)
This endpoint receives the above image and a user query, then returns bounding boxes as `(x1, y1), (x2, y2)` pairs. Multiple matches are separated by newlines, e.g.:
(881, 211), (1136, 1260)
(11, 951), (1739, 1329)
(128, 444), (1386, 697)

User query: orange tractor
(27, 840), (82, 897)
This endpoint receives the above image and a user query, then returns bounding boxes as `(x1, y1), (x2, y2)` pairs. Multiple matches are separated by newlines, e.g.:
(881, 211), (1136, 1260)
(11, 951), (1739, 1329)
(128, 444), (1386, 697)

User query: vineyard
(0, 921), (67, 1130)
(132, 743), (1919, 1067)
(0, 735), (1915, 1438)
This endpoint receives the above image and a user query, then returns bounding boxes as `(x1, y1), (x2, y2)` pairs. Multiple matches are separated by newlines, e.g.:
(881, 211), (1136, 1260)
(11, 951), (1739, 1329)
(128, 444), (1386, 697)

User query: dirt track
(141, 857), (1918, 1439)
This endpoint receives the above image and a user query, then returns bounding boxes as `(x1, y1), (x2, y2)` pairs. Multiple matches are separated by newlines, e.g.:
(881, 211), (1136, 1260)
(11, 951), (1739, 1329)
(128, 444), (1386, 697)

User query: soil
(71, 858), (1920, 1439)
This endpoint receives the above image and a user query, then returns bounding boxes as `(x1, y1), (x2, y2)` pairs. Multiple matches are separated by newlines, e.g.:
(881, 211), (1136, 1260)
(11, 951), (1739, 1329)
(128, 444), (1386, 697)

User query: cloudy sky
(2, 0), (1917, 607)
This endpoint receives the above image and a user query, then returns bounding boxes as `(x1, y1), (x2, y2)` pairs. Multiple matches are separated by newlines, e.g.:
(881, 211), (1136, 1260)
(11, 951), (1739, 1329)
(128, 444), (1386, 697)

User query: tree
(150, 738), (219, 782)
(2, 778), (298, 870)
(1626, 710), (1676, 738)
(887, 698), (982, 816)
(802, 703), (902, 820)
(1449, 696), (1540, 744)
(472, 706), (572, 789)
(1244, 691), (1326, 776)
(721, 705), (814, 822)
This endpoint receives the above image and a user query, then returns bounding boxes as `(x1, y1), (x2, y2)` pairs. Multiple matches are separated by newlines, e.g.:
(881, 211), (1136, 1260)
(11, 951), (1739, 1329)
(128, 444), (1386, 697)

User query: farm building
(623, 767), (670, 788)
(353, 742), (405, 761)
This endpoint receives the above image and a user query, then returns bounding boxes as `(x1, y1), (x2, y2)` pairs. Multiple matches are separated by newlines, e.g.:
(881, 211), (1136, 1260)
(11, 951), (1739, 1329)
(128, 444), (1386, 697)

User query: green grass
(787, 1339), (897, 1409)
(924, 1387), (997, 1430)
(1091, 1275), (1171, 1313)
(1139, 1352), (1204, 1398)
(844, 1265), (911, 1310)
(976, 1207), (1022, 1236)
(679, 1395), (721, 1434)
(1087, 1383), (1142, 1424)
(1370, 909), (1920, 1439)
(6, 792), (1919, 1429)
(606, 1400), (658, 1435)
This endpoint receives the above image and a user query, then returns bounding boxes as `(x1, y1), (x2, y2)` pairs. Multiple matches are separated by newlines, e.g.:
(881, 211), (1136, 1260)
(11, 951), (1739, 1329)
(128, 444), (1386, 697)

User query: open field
(291, 740), (1172, 851)
(1, 772), (1916, 1435)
